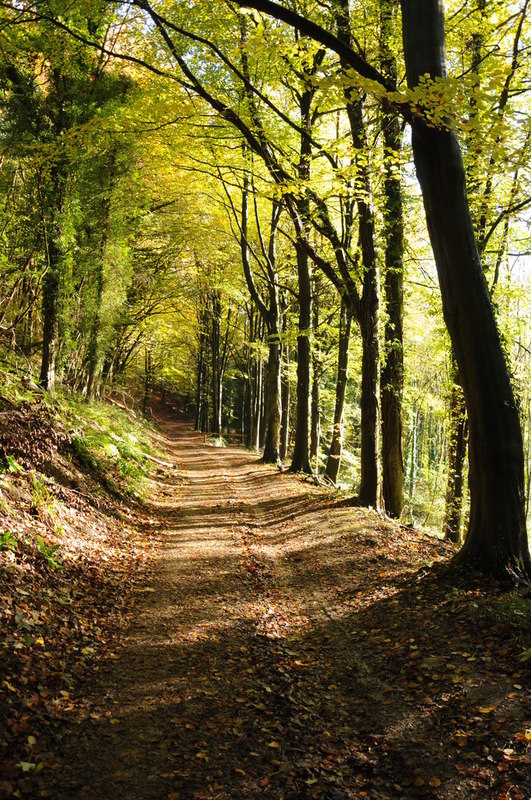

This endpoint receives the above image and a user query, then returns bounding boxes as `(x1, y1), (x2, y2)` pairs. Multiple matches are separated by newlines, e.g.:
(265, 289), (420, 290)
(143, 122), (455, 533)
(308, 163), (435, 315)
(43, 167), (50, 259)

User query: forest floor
(1, 414), (530, 800)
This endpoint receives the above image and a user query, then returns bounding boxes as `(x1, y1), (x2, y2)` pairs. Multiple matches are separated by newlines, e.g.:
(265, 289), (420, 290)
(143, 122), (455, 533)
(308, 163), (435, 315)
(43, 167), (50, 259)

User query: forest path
(50, 420), (530, 800)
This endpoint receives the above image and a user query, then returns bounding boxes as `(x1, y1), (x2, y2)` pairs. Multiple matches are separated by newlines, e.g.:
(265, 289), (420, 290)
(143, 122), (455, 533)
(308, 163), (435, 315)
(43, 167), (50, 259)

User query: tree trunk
(444, 364), (468, 543)
(195, 323), (206, 431)
(325, 296), (352, 484)
(402, 0), (531, 578)
(280, 332), (290, 462)
(39, 174), (64, 391)
(143, 347), (152, 416)
(40, 249), (60, 390)
(290, 81), (313, 474)
(380, 0), (405, 518)
(248, 310), (262, 451)
(310, 283), (321, 468)
(251, 353), (262, 450)
(263, 334), (282, 462)
(357, 271), (380, 507)
(86, 155), (116, 402)
(290, 237), (312, 473)
(210, 292), (223, 435)
(335, 0), (381, 508)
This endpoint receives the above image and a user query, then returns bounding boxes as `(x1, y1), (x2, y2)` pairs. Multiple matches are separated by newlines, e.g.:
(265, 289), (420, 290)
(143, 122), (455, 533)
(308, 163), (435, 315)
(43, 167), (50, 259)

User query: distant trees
(0, 5), (134, 394)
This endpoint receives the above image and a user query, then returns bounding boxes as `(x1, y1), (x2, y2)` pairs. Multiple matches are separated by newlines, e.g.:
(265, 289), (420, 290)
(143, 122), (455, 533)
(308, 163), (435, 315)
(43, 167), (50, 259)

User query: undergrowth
(0, 354), (161, 500)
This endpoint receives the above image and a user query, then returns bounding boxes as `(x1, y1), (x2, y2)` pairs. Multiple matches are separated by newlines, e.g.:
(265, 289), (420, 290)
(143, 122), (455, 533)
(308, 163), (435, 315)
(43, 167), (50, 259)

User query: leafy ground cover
(0, 388), (162, 797)
(0, 410), (530, 800)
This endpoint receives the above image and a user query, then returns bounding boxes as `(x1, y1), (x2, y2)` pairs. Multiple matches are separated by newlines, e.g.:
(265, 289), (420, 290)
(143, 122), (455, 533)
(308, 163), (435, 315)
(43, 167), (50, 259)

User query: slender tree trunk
(310, 283), (321, 467)
(280, 328), (290, 462)
(86, 220), (110, 401)
(210, 292), (223, 435)
(263, 333), (282, 462)
(143, 347), (152, 416)
(325, 296), (352, 484)
(402, 0), (531, 578)
(251, 352), (262, 450)
(248, 310), (262, 450)
(259, 358), (267, 449)
(240, 175), (282, 462)
(444, 362), (468, 542)
(357, 268), (380, 507)
(195, 325), (205, 431)
(335, 0), (380, 507)
(86, 263), (105, 401)
(290, 237), (312, 473)
(40, 251), (60, 390)
(39, 172), (64, 391)
(39, 119), (66, 390)
(380, 0), (405, 518)
(87, 155), (116, 401)
(290, 83), (313, 474)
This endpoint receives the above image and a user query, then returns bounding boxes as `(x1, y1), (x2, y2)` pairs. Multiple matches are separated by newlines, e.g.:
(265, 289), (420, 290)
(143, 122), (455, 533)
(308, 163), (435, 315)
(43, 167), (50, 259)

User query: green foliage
(0, 454), (23, 475)
(472, 594), (531, 648)
(63, 393), (158, 497)
(70, 433), (103, 475)
(35, 534), (62, 570)
(29, 472), (54, 515)
(0, 529), (18, 552)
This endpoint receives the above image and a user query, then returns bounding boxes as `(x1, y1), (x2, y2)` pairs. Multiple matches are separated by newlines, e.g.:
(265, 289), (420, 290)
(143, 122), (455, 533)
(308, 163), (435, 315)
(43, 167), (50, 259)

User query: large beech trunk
(402, 0), (531, 577)
(325, 296), (352, 484)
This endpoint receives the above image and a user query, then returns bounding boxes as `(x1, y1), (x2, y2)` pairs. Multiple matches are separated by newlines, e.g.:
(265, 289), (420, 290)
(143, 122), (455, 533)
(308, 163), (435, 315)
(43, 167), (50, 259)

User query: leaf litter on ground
(0, 410), (529, 800)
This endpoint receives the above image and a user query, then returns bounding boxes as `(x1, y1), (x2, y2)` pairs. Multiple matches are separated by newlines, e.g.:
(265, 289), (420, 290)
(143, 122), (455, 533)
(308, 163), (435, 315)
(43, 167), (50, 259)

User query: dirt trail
(50, 421), (530, 800)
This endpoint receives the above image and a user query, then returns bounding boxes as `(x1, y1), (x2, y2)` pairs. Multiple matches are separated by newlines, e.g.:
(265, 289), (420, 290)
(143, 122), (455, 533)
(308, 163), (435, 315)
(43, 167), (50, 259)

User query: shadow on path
(49, 422), (530, 800)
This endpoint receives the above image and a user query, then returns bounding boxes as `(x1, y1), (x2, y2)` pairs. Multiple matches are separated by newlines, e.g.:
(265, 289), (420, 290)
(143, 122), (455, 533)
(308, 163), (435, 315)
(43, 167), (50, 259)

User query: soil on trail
(48, 421), (530, 800)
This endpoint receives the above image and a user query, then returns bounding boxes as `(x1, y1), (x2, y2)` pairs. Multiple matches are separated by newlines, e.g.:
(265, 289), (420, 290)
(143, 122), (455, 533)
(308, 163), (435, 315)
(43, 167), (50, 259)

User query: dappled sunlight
(44, 422), (530, 800)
